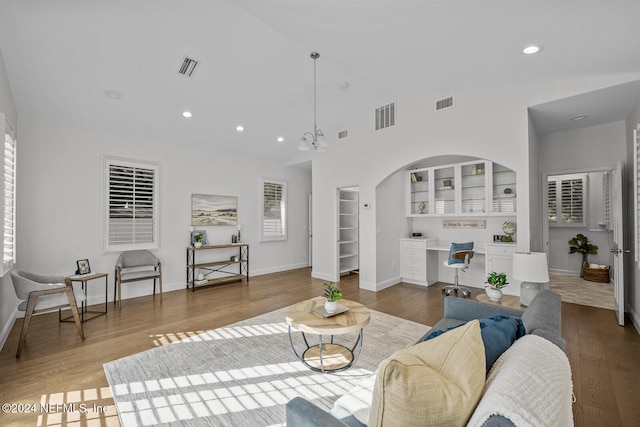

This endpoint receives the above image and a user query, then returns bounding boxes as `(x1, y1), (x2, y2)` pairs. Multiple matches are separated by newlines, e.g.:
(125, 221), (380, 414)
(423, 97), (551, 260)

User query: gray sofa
(286, 290), (567, 427)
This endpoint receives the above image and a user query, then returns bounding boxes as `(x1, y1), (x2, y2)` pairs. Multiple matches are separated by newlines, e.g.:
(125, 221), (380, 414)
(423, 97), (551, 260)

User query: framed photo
(191, 194), (238, 226)
(190, 230), (208, 246)
(76, 259), (91, 275)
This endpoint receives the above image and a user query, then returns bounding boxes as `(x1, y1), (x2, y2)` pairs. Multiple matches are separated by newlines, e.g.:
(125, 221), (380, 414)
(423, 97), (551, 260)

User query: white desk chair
(442, 249), (474, 298)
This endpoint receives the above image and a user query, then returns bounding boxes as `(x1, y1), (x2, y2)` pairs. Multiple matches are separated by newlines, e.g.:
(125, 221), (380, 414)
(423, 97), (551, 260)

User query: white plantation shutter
(547, 179), (557, 223)
(548, 174), (587, 227)
(3, 121), (16, 273)
(261, 179), (287, 241)
(105, 158), (159, 251)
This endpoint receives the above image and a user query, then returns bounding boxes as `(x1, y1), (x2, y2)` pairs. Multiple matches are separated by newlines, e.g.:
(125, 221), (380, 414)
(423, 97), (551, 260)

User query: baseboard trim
(629, 304), (640, 335)
(250, 262), (309, 277)
(375, 276), (401, 292)
(0, 307), (17, 352)
(549, 268), (579, 276)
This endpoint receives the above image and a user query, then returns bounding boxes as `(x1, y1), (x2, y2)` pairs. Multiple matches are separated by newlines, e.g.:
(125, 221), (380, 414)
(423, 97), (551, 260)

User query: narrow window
(547, 174), (587, 227)
(261, 179), (287, 241)
(105, 157), (159, 251)
(2, 118), (16, 273)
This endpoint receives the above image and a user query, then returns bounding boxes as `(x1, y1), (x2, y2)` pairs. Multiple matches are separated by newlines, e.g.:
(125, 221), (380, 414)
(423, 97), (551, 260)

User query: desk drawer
(485, 244), (516, 256)
(402, 269), (426, 281)
(402, 258), (426, 271)
(401, 249), (426, 259)
(401, 239), (427, 250)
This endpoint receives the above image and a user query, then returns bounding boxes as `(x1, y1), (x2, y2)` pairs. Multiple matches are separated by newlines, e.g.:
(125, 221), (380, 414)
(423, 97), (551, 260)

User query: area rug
(103, 307), (429, 427)
(549, 273), (615, 310)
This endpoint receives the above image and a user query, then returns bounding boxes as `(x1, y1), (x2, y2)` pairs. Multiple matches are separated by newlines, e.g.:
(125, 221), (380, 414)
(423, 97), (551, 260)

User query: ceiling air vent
(178, 56), (199, 78)
(375, 102), (396, 131)
(436, 96), (454, 111)
(338, 130), (348, 139)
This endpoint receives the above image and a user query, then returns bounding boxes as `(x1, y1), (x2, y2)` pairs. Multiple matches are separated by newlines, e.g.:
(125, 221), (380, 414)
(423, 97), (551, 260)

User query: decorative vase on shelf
(486, 288), (503, 302)
(194, 242), (202, 248)
(324, 300), (338, 314)
(418, 202), (426, 214)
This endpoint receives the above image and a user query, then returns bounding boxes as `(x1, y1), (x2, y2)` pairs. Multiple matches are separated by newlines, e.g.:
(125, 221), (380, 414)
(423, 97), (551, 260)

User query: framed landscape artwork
(191, 194), (237, 226)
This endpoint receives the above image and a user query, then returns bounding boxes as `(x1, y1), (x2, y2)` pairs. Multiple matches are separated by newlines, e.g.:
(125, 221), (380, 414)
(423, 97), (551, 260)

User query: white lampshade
(513, 252), (549, 283)
(316, 130), (327, 147)
(297, 138), (310, 151)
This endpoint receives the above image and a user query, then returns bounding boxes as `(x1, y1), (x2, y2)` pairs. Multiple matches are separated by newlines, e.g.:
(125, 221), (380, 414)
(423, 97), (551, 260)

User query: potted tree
(568, 233), (598, 277)
(323, 282), (342, 314)
(485, 271), (508, 302)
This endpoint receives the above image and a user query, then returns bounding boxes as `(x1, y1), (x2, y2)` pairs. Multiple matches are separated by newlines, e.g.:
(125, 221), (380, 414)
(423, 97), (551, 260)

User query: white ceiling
(1, 0), (639, 164)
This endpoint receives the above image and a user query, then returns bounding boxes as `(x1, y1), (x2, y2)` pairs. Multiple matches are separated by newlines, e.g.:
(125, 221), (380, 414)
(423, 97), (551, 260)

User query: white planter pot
(325, 300), (338, 314)
(194, 242), (202, 248)
(486, 288), (503, 302)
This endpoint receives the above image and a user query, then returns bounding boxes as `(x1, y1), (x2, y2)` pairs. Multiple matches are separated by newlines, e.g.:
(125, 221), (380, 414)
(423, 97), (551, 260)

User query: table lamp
(513, 252), (549, 306)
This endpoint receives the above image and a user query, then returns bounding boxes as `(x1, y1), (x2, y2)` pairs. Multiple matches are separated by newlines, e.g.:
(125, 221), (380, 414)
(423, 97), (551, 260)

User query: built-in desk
(401, 239), (510, 287)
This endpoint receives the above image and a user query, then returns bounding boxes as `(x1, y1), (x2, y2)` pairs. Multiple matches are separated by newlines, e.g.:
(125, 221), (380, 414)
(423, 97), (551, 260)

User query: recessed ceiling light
(571, 115), (588, 121)
(104, 89), (122, 100)
(182, 111), (192, 118)
(236, 125), (244, 132)
(523, 45), (541, 55)
(276, 137), (285, 143)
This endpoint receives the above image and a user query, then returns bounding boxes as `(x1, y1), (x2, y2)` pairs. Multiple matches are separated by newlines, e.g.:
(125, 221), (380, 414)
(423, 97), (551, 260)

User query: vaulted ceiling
(1, 1), (639, 163)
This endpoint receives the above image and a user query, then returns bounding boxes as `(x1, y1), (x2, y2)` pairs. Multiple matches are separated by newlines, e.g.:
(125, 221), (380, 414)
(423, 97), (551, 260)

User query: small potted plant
(193, 232), (204, 248)
(568, 233), (598, 277)
(323, 282), (342, 314)
(485, 271), (508, 302)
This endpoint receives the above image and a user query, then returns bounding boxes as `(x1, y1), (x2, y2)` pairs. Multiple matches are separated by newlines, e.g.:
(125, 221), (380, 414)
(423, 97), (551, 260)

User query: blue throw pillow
(448, 242), (474, 264)
(421, 315), (525, 374)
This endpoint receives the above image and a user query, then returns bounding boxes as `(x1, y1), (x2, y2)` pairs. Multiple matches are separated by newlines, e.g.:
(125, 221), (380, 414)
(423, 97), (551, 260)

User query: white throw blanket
(467, 334), (574, 427)
(331, 373), (376, 425)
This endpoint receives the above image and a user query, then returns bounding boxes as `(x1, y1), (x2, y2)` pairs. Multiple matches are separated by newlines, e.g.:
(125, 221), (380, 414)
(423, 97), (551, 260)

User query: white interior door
(612, 162), (626, 326)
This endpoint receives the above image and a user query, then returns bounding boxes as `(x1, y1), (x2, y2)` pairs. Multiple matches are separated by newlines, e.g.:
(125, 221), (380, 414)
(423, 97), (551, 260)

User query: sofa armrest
(443, 296), (524, 321)
(286, 397), (349, 427)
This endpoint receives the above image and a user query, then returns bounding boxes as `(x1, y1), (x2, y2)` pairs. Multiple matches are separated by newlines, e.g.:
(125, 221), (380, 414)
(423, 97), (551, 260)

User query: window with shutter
(547, 174), (587, 227)
(3, 120), (16, 274)
(261, 178), (287, 241)
(104, 157), (159, 252)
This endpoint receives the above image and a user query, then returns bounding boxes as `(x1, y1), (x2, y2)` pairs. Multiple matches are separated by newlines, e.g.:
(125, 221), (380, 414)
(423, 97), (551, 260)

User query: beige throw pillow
(369, 320), (486, 427)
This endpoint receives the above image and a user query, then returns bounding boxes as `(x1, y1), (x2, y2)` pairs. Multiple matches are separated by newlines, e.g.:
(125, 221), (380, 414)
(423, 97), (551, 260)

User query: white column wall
(625, 91), (640, 333)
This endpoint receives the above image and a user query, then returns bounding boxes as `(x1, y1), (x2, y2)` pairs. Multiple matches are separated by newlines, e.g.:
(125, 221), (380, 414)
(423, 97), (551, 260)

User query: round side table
(286, 297), (370, 372)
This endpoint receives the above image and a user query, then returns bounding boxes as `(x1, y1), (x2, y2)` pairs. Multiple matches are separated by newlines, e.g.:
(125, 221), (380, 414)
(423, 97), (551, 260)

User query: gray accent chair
(114, 250), (162, 310)
(10, 270), (86, 358)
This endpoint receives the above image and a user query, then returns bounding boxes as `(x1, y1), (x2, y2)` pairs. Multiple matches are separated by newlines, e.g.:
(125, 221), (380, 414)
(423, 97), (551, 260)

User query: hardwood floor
(1, 268), (638, 426)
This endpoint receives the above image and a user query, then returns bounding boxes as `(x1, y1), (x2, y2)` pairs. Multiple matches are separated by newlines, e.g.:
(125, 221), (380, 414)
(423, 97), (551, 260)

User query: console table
(186, 243), (249, 291)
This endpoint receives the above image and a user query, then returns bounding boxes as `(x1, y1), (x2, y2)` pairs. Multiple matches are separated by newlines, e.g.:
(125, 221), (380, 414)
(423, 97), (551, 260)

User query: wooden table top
(476, 293), (524, 310)
(286, 297), (370, 335)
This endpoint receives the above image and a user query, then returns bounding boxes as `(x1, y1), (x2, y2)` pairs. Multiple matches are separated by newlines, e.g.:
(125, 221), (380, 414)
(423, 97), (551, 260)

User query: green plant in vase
(193, 233), (204, 248)
(323, 282), (342, 314)
(485, 271), (508, 302)
(568, 233), (598, 277)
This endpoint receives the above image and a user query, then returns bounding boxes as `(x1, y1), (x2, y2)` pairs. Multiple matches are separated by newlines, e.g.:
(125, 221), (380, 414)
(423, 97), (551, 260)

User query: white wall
(310, 74), (640, 291)
(11, 118), (311, 316)
(625, 93), (640, 333)
(0, 48), (18, 349)
(375, 168), (409, 289)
